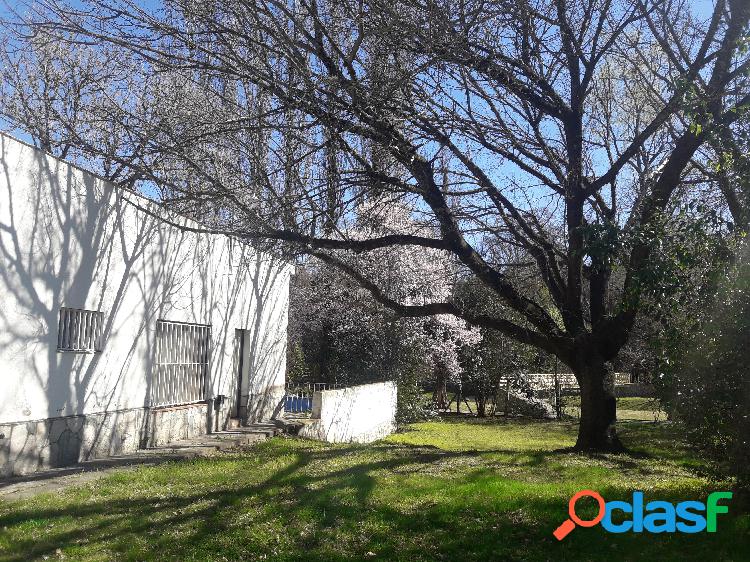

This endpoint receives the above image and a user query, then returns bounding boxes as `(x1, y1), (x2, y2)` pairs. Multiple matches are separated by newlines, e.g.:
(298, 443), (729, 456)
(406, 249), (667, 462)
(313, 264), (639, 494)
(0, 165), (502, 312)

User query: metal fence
(443, 372), (655, 419)
(151, 320), (211, 407)
(283, 383), (339, 416)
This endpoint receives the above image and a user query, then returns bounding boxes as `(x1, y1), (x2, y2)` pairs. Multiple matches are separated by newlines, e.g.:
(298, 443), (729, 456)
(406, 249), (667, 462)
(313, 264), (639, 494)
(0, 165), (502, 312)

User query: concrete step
(0, 425), (284, 499)
(274, 416), (318, 436)
(241, 422), (283, 438)
(138, 423), (281, 457)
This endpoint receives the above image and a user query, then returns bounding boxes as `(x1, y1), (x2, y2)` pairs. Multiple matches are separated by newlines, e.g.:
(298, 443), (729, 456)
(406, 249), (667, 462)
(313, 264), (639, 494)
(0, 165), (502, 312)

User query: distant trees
(3, 0), (749, 451)
(456, 279), (554, 417)
(705, 108), (750, 232)
(288, 256), (426, 387)
(288, 200), (481, 419)
(289, 259), (441, 423)
(0, 23), (144, 182)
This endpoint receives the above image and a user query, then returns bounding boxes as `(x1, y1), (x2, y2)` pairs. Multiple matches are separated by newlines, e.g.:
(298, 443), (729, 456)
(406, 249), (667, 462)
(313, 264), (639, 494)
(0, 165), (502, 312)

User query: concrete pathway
(0, 423), (280, 501)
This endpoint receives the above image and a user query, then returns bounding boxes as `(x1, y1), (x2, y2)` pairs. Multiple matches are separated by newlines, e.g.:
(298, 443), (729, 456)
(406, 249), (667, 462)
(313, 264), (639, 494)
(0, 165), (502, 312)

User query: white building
(0, 133), (291, 476)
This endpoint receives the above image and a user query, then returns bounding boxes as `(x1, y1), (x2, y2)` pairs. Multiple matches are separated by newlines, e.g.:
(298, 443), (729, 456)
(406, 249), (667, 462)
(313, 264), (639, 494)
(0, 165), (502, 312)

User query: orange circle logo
(568, 490), (606, 527)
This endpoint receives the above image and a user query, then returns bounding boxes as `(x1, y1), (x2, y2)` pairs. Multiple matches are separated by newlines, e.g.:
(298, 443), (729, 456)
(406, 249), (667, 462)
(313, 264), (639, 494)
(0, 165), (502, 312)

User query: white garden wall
(298, 382), (397, 443)
(0, 133), (291, 475)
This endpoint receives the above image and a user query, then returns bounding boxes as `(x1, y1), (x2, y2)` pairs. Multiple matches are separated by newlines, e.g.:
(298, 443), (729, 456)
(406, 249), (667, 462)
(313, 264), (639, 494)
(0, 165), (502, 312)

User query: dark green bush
(666, 249), (750, 498)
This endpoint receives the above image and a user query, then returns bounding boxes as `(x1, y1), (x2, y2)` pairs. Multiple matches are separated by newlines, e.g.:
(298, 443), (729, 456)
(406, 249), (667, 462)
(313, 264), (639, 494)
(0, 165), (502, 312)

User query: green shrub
(666, 250), (750, 499)
(395, 366), (438, 426)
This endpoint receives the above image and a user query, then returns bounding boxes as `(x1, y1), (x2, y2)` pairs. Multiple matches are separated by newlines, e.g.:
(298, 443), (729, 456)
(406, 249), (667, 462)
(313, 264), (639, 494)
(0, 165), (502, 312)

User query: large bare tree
(5, 0), (749, 451)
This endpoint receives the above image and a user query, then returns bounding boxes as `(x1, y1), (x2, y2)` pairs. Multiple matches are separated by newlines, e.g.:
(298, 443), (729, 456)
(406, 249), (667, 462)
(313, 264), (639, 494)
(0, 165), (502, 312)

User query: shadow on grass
(0, 443), (550, 561)
(0, 434), (746, 562)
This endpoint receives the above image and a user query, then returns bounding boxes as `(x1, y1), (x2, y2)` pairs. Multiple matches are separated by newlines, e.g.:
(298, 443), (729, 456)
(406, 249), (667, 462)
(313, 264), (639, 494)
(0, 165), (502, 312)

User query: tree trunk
(573, 357), (624, 452)
(433, 365), (449, 410)
(476, 393), (487, 417)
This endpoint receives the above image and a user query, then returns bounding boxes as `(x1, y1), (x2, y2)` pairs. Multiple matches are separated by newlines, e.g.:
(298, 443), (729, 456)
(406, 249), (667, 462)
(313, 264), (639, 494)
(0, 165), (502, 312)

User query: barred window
(57, 307), (104, 352)
(151, 320), (211, 407)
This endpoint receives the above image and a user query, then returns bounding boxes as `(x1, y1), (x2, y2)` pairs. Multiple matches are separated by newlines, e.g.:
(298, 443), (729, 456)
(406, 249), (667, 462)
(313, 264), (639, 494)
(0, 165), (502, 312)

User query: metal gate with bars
(283, 383), (339, 416)
(151, 320), (211, 407)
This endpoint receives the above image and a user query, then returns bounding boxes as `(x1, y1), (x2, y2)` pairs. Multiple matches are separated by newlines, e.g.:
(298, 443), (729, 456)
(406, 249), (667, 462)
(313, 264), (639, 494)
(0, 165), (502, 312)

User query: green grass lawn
(1, 418), (746, 561)
(434, 392), (666, 421)
(561, 396), (666, 421)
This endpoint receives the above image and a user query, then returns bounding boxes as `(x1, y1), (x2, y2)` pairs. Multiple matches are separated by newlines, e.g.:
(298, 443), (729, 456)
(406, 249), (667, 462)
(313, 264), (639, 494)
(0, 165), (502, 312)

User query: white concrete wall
(298, 382), (397, 444)
(519, 372), (633, 392)
(0, 133), (291, 429)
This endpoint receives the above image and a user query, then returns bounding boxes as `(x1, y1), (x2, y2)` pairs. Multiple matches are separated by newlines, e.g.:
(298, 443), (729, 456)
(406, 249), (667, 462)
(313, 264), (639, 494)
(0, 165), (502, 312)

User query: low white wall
(298, 382), (397, 444)
(518, 372), (634, 391)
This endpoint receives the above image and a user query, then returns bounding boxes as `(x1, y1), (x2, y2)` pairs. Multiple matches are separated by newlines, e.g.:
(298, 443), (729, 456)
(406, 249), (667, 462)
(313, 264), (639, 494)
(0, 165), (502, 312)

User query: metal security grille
(283, 383), (339, 417)
(152, 320), (211, 407)
(57, 308), (104, 352)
